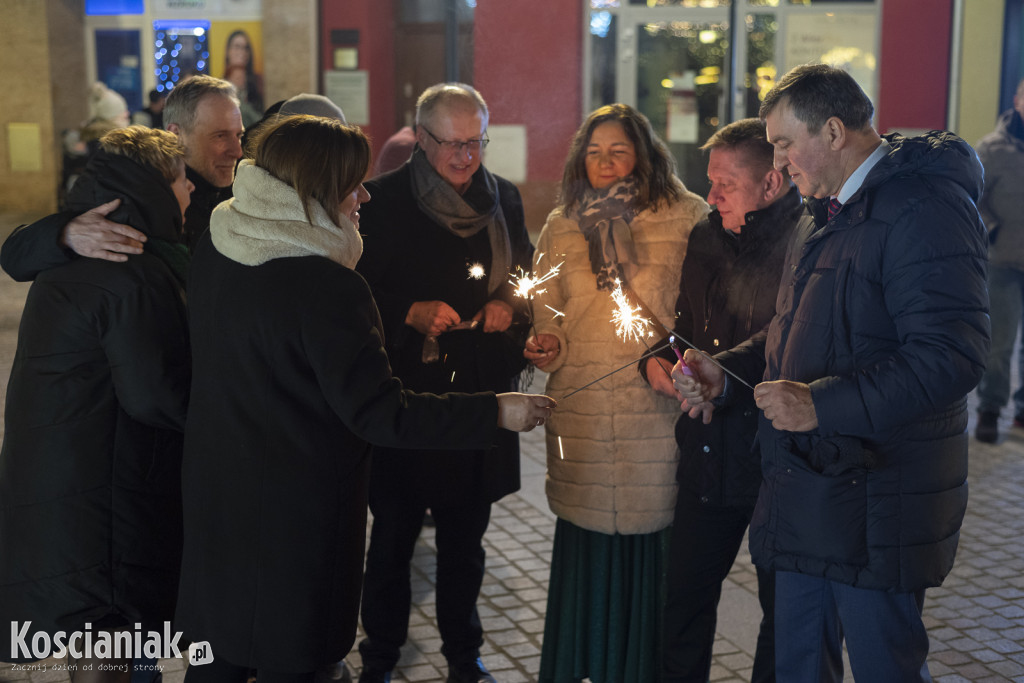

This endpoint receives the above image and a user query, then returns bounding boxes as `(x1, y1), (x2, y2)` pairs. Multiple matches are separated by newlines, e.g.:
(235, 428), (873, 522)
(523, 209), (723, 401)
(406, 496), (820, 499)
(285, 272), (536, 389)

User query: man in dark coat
(675, 64), (989, 682)
(354, 83), (533, 683)
(1, 75), (243, 279)
(642, 118), (807, 683)
(0, 126), (192, 670)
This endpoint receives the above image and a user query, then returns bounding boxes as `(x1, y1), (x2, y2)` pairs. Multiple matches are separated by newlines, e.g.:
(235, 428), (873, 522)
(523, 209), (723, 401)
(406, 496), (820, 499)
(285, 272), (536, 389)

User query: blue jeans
(977, 264), (1024, 416)
(774, 571), (931, 683)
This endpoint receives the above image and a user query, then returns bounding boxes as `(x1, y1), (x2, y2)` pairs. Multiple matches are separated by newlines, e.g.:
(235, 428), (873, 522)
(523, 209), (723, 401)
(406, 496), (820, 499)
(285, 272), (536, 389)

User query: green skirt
(539, 517), (671, 683)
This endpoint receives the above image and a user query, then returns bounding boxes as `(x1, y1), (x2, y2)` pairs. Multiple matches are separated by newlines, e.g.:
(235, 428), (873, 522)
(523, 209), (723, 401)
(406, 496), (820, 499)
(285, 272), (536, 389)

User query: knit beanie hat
(89, 82), (129, 124)
(278, 94), (347, 123)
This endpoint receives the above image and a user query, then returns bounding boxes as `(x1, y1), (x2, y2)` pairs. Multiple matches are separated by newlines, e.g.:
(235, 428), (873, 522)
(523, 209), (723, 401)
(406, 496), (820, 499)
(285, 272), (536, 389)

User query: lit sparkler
(610, 279), (654, 344)
(509, 261), (563, 301)
(467, 262), (486, 280)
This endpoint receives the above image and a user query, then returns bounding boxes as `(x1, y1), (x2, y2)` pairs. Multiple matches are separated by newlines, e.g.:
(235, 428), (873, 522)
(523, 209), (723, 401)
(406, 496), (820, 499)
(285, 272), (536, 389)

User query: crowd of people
(0, 63), (998, 683)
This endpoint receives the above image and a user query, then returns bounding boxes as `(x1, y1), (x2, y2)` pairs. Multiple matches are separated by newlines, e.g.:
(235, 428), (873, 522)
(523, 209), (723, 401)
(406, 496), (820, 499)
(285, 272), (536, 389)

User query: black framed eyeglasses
(421, 126), (489, 154)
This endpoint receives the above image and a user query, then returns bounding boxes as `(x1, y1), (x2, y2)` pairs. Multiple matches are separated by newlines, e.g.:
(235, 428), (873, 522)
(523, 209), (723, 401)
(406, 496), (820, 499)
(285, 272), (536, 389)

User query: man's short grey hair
(415, 83), (489, 130)
(164, 75), (239, 133)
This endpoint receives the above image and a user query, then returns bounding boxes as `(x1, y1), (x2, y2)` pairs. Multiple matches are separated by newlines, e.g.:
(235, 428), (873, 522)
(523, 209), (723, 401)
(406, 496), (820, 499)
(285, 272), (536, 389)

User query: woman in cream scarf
(175, 115), (553, 683)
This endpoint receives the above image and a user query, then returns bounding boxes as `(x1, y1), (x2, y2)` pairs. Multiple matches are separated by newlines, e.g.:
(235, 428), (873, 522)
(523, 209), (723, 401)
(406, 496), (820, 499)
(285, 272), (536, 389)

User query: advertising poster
(209, 20), (265, 125)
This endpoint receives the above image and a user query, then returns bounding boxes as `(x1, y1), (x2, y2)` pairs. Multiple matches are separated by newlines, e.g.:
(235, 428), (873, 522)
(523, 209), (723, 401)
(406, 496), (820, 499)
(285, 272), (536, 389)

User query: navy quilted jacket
(720, 131), (990, 591)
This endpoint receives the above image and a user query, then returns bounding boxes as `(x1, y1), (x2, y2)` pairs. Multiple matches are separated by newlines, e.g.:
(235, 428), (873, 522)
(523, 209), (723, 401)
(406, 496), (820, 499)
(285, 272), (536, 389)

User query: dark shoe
(446, 658), (497, 683)
(976, 411), (1000, 443)
(357, 666), (391, 683)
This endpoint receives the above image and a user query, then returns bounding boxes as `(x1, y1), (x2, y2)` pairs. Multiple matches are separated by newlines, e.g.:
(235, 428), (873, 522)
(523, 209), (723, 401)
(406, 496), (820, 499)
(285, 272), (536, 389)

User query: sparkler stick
(559, 340), (672, 400)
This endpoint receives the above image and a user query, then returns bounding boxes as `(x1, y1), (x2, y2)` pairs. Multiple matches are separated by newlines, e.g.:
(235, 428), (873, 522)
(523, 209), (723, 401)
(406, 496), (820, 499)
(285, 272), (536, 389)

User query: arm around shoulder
(2, 212), (77, 282)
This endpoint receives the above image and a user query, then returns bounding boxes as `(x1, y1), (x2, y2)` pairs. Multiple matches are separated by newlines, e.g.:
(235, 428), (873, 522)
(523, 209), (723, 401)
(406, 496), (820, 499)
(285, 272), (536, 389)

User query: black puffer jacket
(0, 151), (190, 661)
(721, 131), (990, 591)
(669, 187), (806, 507)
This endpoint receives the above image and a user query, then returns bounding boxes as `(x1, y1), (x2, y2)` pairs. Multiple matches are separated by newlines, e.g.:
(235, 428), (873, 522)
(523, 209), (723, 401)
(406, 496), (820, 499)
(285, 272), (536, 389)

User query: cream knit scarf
(210, 159), (363, 269)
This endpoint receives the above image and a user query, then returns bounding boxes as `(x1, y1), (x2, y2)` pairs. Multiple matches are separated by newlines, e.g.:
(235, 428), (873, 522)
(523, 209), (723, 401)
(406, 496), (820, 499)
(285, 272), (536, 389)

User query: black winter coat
(0, 151), (190, 661)
(355, 163), (533, 507)
(668, 187), (805, 507)
(0, 164), (227, 284)
(720, 132), (990, 591)
(177, 229), (502, 672)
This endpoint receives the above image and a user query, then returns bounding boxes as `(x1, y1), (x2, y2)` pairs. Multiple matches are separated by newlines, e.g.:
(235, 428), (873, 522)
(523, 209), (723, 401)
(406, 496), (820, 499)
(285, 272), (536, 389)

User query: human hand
(524, 334), (561, 370)
(405, 300), (461, 337)
(753, 380), (818, 432)
(496, 392), (557, 432)
(472, 299), (514, 333)
(675, 348), (726, 424)
(60, 199), (146, 261)
(645, 357), (681, 400)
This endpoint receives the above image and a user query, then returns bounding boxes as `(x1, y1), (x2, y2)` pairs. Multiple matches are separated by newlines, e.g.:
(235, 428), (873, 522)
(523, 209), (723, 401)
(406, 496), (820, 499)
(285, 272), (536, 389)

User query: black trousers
(662, 492), (775, 683)
(182, 653), (315, 683)
(359, 493), (492, 671)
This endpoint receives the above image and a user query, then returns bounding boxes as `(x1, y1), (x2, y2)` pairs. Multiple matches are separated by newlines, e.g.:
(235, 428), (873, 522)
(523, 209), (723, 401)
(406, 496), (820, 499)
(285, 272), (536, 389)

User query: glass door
(585, 0), (879, 196)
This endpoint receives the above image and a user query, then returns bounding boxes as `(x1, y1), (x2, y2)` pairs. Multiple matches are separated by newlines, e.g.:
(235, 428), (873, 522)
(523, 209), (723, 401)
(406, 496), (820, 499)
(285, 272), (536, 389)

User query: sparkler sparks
(610, 280), (654, 343)
(509, 261), (563, 301)
(545, 304), (565, 318)
(467, 262), (486, 280)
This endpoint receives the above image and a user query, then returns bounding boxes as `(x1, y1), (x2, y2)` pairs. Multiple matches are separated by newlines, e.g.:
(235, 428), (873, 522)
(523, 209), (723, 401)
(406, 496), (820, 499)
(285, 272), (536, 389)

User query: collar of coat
(209, 159), (363, 268)
(709, 184), (803, 247)
(806, 130), (984, 227)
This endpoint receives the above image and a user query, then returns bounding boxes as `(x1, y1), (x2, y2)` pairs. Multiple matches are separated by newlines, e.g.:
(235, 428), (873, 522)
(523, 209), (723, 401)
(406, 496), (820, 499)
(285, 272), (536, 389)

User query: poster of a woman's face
(212, 22), (264, 126)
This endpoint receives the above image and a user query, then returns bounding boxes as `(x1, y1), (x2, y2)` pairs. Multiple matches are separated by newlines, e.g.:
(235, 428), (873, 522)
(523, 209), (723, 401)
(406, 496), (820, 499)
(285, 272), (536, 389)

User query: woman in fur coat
(524, 104), (708, 683)
(175, 115), (553, 683)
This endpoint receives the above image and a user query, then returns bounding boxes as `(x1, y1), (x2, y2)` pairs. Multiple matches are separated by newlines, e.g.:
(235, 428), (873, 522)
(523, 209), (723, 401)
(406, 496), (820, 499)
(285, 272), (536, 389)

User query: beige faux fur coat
(532, 188), (708, 535)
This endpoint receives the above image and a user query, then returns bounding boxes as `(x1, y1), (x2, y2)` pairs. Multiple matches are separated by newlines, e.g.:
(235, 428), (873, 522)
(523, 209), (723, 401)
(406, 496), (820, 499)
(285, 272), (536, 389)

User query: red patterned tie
(828, 197), (842, 220)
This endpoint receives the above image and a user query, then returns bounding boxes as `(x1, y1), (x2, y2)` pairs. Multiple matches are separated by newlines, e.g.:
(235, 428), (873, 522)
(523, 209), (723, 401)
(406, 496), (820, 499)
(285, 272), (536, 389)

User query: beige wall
(262, 0), (317, 106)
(956, 0), (1005, 145)
(0, 0), (85, 215)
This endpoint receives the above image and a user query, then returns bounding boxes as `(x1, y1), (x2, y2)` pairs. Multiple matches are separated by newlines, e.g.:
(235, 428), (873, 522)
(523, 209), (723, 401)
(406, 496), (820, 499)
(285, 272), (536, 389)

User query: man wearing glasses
(354, 83), (534, 683)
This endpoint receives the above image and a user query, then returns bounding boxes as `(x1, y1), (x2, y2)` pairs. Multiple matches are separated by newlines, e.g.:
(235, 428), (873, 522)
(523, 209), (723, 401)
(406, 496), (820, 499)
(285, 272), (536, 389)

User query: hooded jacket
(0, 150), (190, 660)
(976, 109), (1024, 268)
(720, 131), (990, 591)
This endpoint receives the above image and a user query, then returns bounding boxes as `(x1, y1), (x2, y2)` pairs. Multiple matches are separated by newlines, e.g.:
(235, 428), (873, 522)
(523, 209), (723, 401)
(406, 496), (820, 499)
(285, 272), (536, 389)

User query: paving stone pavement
(1, 211), (1024, 682)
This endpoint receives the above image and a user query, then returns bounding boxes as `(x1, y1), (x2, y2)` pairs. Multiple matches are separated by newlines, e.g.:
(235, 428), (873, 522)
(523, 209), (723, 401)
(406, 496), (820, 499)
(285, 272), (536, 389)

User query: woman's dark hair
(560, 103), (681, 214)
(250, 115), (371, 227)
(223, 30), (263, 111)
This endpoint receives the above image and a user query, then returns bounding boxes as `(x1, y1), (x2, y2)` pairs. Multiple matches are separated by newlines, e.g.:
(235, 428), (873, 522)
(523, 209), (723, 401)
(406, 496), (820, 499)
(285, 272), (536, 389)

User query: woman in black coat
(176, 115), (552, 683)
(0, 126), (193, 679)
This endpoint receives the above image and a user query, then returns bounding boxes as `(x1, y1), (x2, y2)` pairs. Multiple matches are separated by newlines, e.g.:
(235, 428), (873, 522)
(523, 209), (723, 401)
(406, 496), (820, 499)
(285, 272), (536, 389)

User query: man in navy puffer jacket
(673, 64), (990, 682)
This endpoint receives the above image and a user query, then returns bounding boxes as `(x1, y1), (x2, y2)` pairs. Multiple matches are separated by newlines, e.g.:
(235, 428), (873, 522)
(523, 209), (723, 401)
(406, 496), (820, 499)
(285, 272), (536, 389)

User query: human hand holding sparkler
(675, 348), (725, 424)
(524, 334), (561, 370)
(406, 300), (461, 337)
(472, 299), (514, 333)
(496, 392), (558, 431)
